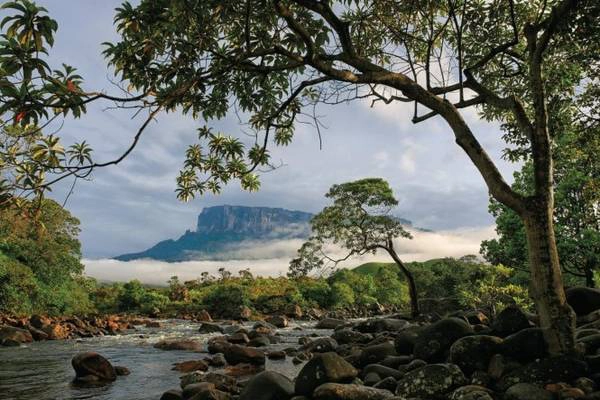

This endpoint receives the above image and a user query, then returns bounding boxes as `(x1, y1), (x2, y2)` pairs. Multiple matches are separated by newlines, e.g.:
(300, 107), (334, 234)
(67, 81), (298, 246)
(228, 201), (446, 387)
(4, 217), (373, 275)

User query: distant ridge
(115, 205), (313, 262)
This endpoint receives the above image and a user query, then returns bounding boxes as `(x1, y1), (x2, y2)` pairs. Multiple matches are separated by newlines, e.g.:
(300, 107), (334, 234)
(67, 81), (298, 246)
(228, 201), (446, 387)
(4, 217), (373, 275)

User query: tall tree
(289, 178), (419, 316)
(3, 1), (599, 353)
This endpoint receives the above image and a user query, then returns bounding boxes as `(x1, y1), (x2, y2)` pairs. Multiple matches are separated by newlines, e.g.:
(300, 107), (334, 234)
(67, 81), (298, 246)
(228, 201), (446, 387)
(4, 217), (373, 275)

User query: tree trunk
(523, 201), (576, 354)
(386, 242), (419, 318)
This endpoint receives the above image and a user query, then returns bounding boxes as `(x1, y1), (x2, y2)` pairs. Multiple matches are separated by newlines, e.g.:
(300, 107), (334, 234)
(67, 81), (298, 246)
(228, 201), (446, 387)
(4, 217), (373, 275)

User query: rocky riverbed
(4, 286), (600, 400)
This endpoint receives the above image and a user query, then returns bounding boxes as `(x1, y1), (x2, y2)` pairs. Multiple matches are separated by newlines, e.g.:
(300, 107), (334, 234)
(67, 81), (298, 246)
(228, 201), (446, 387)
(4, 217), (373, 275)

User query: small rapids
(0, 319), (329, 400)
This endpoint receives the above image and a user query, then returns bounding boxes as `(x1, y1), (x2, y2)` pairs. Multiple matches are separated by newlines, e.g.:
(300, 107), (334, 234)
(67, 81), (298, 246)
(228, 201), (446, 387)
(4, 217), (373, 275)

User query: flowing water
(0, 319), (329, 400)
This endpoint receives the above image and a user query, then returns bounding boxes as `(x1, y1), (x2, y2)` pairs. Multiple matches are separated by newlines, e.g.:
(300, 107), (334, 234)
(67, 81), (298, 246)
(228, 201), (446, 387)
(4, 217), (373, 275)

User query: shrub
(202, 283), (250, 318)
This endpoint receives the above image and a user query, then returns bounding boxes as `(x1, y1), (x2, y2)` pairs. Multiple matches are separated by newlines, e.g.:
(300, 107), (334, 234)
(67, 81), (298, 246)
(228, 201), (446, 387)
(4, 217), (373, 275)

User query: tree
(100, 0), (600, 353)
(0, 1), (150, 210)
(482, 156), (600, 287)
(5, 0), (599, 353)
(289, 178), (419, 316)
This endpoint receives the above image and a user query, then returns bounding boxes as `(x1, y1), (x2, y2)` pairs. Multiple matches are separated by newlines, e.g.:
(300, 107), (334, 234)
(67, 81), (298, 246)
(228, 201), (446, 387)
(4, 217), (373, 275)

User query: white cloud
(83, 225), (496, 285)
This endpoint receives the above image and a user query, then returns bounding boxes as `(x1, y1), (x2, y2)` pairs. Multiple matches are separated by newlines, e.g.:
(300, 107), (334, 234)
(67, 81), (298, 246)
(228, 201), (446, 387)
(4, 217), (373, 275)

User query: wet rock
(498, 355), (589, 391)
(332, 329), (372, 345)
(222, 344), (265, 365)
(492, 305), (531, 337)
(578, 334), (600, 355)
(501, 328), (548, 362)
(199, 323), (224, 334)
(267, 351), (286, 360)
(316, 318), (346, 330)
(303, 337), (338, 353)
(239, 371), (294, 400)
(395, 363), (467, 399)
(26, 325), (49, 341)
(361, 364), (403, 380)
(286, 304), (303, 319)
(155, 339), (204, 352)
(161, 389), (184, 400)
(180, 372), (238, 393)
(394, 325), (422, 355)
(266, 315), (288, 328)
(173, 360), (209, 373)
(413, 318), (473, 362)
(30, 315), (52, 329)
(295, 352), (358, 396)
(354, 318), (409, 334)
(567, 287), (600, 317)
(448, 335), (503, 375)
(574, 377), (596, 394)
(359, 342), (397, 367)
(71, 352), (117, 382)
(114, 366), (130, 376)
(504, 383), (554, 400)
(183, 382), (231, 400)
(0, 325), (33, 345)
(43, 323), (70, 340)
(363, 372), (381, 386)
(197, 310), (213, 322)
(312, 383), (394, 400)
(372, 376), (397, 392)
(248, 336), (271, 347)
(450, 385), (494, 400)
(227, 332), (249, 344)
(146, 320), (163, 328)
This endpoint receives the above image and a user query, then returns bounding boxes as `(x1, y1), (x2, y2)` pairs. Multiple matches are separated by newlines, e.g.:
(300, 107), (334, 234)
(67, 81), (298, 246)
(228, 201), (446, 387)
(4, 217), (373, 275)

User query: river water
(0, 319), (328, 400)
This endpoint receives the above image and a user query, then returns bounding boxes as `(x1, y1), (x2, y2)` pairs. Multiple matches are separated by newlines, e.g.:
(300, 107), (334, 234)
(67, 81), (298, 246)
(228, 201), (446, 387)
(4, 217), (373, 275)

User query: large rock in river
(448, 335), (503, 375)
(222, 344), (265, 365)
(413, 318), (473, 362)
(71, 352), (117, 382)
(154, 339), (204, 352)
(295, 352), (358, 396)
(0, 325), (33, 345)
(239, 371), (294, 400)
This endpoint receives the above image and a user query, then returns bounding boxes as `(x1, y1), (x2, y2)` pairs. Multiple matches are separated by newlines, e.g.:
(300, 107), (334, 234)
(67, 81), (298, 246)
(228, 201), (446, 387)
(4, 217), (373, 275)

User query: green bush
(330, 282), (355, 308)
(202, 283), (250, 318)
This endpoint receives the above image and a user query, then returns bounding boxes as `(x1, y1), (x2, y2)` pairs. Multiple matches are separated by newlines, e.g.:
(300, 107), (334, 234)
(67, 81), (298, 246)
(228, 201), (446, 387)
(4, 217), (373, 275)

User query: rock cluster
(154, 286), (600, 400)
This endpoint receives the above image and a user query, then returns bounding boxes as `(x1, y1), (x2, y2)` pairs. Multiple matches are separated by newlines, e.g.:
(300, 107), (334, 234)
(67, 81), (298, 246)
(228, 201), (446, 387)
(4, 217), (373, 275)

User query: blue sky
(27, 1), (517, 259)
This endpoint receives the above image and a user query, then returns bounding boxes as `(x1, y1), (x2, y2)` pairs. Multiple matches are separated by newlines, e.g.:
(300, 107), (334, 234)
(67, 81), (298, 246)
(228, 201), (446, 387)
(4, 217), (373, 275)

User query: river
(0, 319), (328, 400)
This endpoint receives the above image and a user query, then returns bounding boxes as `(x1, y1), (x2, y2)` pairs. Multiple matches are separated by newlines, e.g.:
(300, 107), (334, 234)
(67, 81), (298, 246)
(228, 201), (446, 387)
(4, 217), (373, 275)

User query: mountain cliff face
(115, 205), (313, 262)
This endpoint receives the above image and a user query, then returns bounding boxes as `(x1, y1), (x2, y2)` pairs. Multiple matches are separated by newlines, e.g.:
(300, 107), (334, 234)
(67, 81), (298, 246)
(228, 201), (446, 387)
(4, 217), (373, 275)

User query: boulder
(501, 328), (548, 362)
(413, 318), (473, 362)
(227, 332), (249, 344)
(316, 318), (346, 330)
(504, 383), (554, 400)
(43, 323), (70, 340)
(498, 355), (589, 391)
(239, 306), (252, 320)
(239, 371), (294, 400)
(266, 315), (288, 328)
(361, 364), (404, 380)
(0, 325), (33, 345)
(394, 325), (422, 355)
(115, 366), (130, 376)
(183, 382), (231, 400)
(332, 328), (371, 345)
(492, 305), (531, 337)
(30, 315), (51, 329)
(197, 310), (213, 322)
(222, 344), (265, 365)
(450, 385), (494, 400)
(155, 339), (204, 352)
(71, 352), (117, 382)
(395, 363), (467, 399)
(359, 342), (397, 367)
(180, 372), (238, 393)
(448, 335), (503, 375)
(303, 337), (338, 353)
(285, 304), (303, 319)
(161, 389), (184, 400)
(567, 287), (600, 316)
(199, 323), (224, 334)
(354, 318), (409, 333)
(173, 360), (209, 373)
(295, 352), (358, 396)
(312, 383), (394, 400)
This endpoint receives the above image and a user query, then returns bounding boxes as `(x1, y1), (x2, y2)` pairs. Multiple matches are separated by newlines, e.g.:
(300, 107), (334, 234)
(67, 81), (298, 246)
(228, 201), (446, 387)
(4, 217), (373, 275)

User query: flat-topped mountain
(115, 205), (313, 262)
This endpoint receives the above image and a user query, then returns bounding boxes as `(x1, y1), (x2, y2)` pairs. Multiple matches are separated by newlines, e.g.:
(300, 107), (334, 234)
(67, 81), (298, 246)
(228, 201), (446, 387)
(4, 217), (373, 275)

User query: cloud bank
(84, 225), (496, 285)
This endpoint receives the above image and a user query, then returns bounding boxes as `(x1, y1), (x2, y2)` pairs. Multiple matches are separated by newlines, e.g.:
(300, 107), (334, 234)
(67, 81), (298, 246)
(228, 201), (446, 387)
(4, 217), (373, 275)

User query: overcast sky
(29, 1), (517, 262)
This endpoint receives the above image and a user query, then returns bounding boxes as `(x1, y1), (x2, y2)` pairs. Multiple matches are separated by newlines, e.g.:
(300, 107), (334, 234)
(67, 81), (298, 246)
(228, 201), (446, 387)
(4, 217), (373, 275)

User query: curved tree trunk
(386, 241), (419, 318)
(523, 200), (576, 354)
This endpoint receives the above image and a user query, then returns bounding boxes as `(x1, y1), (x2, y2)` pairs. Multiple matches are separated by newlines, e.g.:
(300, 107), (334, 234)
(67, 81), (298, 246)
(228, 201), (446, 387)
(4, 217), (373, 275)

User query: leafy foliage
(0, 199), (93, 315)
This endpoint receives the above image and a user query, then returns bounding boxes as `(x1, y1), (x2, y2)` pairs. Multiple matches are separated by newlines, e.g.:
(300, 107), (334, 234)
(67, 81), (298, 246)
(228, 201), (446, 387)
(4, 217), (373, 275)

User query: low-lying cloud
(83, 226), (496, 285)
